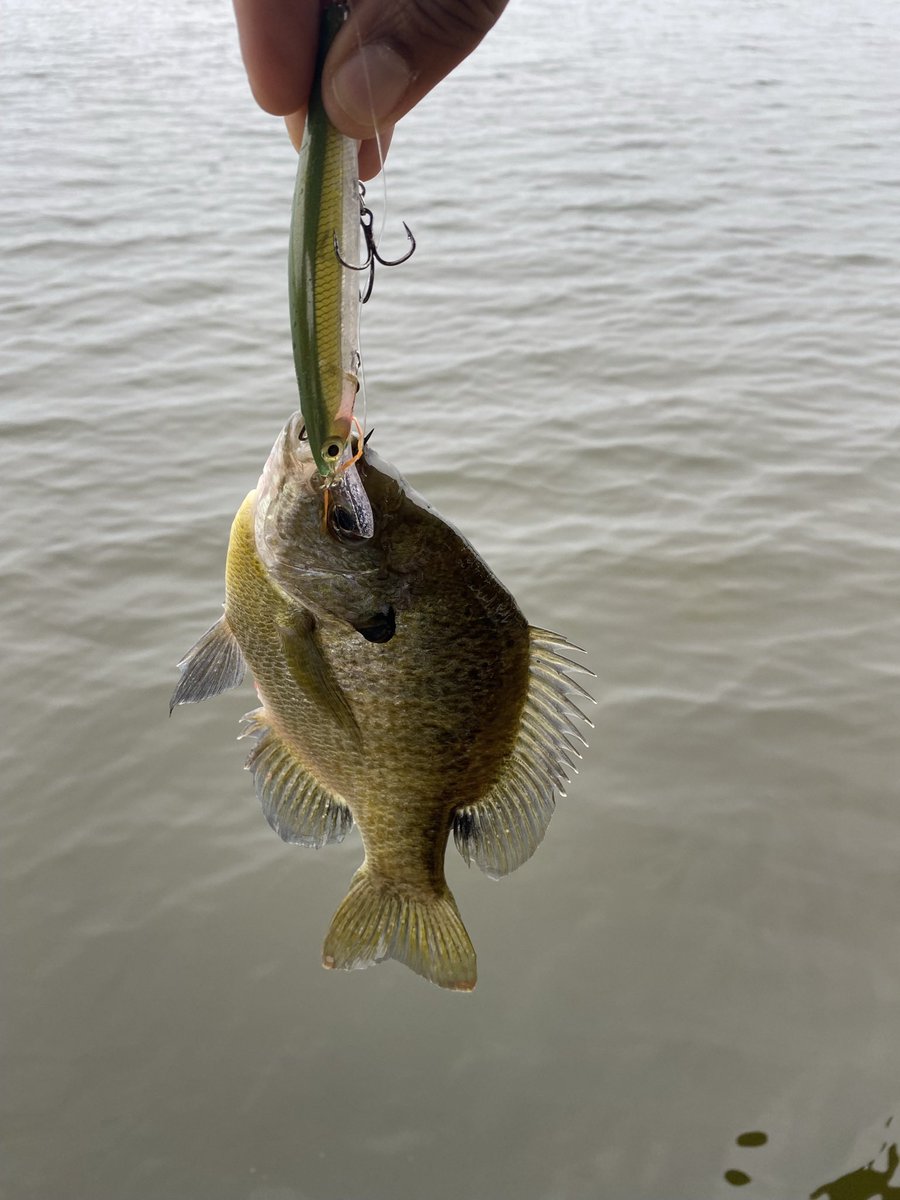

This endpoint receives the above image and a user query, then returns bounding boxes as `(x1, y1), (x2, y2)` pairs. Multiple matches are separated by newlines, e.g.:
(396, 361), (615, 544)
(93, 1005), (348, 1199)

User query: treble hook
(333, 183), (416, 303)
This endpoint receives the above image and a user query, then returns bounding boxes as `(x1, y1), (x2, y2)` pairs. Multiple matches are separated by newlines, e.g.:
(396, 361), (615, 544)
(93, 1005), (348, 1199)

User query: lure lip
(257, 412), (374, 544)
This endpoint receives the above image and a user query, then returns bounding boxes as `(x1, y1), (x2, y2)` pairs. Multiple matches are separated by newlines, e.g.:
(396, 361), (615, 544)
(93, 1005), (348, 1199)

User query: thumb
(323, 0), (509, 139)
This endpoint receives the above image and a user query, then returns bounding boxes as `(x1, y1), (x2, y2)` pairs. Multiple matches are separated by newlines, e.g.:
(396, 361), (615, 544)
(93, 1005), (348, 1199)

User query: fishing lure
(288, 2), (361, 482)
(288, 2), (415, 486)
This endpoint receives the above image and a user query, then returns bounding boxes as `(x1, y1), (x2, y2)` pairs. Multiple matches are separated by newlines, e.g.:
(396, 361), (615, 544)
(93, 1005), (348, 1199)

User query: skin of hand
(233, 0), (509, 179)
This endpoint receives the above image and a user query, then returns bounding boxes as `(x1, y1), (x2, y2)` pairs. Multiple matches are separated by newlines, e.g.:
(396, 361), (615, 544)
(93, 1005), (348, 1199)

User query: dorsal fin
(239, 708), (353, 848)
(170, 613), (245, 713)
(453, 628), (595, 879)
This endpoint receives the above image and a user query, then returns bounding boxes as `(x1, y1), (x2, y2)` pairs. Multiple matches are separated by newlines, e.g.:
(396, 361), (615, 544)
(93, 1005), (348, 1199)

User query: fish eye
(329, 504), (367, 542)
(324, 441), (342, 460)
(297, 424), (307, 442)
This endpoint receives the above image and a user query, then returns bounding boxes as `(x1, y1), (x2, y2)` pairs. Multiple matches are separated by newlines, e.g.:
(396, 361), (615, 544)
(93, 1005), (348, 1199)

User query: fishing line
(352, 328), (367, 451)
(340, 0), (380, 444)
(343, 0), (389, 248)
(333, 0), (410, 446)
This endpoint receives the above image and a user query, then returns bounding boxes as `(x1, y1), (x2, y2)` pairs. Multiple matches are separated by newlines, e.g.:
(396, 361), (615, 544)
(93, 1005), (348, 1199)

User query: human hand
(233, 0), (508, 179)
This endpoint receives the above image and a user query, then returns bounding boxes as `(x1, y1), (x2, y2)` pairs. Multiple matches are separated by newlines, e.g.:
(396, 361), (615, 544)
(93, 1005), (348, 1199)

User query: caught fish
(289, 2), (362, 480)
(171, 416), (593, 990)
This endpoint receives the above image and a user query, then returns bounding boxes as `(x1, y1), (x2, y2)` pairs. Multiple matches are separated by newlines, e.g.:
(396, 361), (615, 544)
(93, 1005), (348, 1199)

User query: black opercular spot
(355, 606), (396, 644)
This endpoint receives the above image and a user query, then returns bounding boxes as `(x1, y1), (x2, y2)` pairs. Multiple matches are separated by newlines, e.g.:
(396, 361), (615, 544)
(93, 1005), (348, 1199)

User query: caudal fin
(322, 868), (477, 992)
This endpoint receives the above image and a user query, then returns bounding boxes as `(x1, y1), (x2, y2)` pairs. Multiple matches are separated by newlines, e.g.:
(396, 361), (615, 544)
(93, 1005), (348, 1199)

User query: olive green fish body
(227, 482), (530, 896)
(173, 417), (593, 989)
(224, 494), (357, 783)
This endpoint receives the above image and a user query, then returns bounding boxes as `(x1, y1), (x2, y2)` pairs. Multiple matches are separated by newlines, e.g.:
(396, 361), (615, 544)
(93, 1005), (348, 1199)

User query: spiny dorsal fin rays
(530, 642), (596, 676)
(529, 637), (592, 695)
(529, 627), (587, 653)
(519, 721), (580, 775)
(529, 691), (591, 746)
(239, 708), (353, 848)
(518, 719), (576, 773)
(452, 625), (593, 880)
(529, 664), (596, 715)
(530, 663), (597, 708)
(169, 613), (246, 713)
(520, 709), (583, 762)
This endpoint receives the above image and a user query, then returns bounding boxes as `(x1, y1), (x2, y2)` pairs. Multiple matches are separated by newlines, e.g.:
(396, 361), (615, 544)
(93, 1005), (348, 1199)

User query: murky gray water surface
(3, 0), (900, 1196)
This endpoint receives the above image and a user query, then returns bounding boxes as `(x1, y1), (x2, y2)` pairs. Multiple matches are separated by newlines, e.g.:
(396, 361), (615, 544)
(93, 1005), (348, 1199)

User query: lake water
(3, 0), (900, 1196)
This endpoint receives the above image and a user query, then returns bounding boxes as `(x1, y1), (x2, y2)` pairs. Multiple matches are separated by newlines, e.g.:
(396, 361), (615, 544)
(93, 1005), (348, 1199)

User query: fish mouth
(258, 414), (317, 495)
(284, 411), (307, 451)
(254, 423), (287, 529)
(277, 411), (375, 542)
(253, 411), (375, 569)
(253, 416), (316, 557)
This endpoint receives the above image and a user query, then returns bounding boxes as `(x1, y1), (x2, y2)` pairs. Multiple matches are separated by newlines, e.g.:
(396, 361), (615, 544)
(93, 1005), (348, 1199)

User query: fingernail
(331, 43), (412, 129)
(284, 109), (305, 152)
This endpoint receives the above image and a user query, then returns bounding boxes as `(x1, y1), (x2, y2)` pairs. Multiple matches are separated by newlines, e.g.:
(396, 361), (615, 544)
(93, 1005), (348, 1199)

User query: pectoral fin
(240, 709), (353, 848)
(170, 613), (245, 713)
(275, 609), (361, 744)
(453, 628), (595, 879)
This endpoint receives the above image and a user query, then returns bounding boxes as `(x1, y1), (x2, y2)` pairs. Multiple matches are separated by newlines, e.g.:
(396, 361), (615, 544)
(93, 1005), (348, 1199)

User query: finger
(358, 127), (395, 181)
(283, 113), (392, 182)
(323, 0), (509, 140)
(233, 0), (320, 115)
(284, 107), (307, 151)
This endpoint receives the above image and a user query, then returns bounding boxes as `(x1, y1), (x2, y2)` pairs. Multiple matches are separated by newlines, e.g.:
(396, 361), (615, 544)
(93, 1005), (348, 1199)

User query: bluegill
(171, 416), (592, 990)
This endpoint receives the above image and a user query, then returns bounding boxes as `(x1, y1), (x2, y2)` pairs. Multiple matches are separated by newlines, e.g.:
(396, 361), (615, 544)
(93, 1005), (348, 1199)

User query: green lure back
(288, 3), (361, 478)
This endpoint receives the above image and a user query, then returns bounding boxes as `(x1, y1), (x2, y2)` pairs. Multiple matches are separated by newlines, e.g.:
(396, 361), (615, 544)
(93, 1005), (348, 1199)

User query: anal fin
(240, 709), (353, 848)
(170, 613), (245, 713)
(453, 627), (594, 879)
